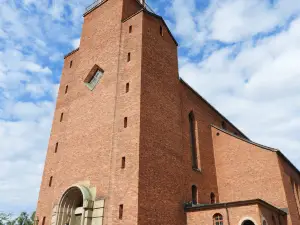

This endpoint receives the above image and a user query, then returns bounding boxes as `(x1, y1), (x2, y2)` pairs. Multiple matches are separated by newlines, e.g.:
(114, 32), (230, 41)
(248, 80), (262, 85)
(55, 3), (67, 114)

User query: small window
(160, 25), (163, 36)
(49, 176), (53, 187)
(210, 192), (216, 204)
(221, 121), (227, 130)
(124, 117), (128, 128)
(129, 25), (132, 33)
(55, 142), (58, 153)
(42, 217), (46, 225)
(189, 111), (198, 169)
(85, 70), (104, 91)
(121, 157), (126, 169)
(127, 53), (131, 62)
(213, 213), (223, 225)
(119, 204), (123, 219)
(126, 83), (129, 93)
(192, 185), (197, 204)
(70, 61), (73, 68)
(60, 113), (64, 122)
(65, 85), (68, 94)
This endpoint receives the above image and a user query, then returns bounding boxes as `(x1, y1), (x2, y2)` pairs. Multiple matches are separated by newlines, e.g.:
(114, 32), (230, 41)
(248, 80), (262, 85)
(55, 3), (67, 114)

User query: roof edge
(180, 78), (248, 139)
(184, 199), (287, 216)
(64, 48), (80, 59)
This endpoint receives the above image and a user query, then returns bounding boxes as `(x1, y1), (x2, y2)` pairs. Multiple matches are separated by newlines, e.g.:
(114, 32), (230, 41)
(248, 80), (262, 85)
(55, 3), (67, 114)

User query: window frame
(213, 213), (223, 225)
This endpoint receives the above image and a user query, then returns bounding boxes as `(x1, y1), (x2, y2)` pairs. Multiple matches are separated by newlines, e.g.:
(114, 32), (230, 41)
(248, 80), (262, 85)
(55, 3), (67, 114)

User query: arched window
(213, 213), (223, 225)
(189, 111), (198, 169)
(192, 185), (197, 204)
(210, 192), (216, 204)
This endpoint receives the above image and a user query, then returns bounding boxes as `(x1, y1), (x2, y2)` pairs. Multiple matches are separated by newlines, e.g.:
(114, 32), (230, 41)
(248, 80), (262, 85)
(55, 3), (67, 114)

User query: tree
(0, 212), (12, 225)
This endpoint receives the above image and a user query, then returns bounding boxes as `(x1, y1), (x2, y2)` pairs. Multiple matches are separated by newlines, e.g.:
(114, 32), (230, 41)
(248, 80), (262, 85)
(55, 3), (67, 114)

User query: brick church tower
(36, 0), (300, 225)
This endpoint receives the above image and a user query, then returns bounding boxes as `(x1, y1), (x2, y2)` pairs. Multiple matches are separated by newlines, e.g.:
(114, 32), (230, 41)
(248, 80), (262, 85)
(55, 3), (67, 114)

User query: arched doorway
(242, 220), (255, 225)
(56, 185), (93, 225)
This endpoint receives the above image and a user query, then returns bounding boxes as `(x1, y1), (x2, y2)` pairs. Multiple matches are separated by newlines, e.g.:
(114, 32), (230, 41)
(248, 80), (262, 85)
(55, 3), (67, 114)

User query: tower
(36, 0), (186, 225)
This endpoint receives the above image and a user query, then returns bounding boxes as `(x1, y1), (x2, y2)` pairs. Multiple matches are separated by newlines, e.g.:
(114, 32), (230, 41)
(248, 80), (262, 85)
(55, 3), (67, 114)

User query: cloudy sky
(0, 0), (299, 215)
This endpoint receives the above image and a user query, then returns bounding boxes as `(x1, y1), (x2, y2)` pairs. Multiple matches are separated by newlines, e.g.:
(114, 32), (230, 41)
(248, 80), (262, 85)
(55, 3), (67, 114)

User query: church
(35, 0), (300, 225)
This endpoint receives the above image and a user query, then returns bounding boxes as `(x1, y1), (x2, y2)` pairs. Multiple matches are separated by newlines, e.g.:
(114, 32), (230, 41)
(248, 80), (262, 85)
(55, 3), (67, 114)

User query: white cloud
(72, 38), (81, 49)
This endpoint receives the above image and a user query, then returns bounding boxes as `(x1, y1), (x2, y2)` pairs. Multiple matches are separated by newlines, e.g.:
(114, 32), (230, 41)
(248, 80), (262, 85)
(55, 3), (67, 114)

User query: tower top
(86, 0), (146, 13)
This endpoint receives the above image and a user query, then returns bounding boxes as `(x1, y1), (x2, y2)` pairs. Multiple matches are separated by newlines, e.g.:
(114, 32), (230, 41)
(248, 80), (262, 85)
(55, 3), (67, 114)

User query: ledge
(64, 48), (79, 59)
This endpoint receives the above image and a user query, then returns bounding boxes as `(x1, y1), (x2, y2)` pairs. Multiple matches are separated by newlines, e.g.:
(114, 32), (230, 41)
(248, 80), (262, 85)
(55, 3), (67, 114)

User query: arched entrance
(242, 220), (256, 225)
(56, 185), (93, 225)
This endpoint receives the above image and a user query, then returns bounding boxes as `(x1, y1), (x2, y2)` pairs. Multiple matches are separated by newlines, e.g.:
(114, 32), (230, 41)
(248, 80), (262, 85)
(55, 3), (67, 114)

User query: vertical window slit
(70, 60), (73, 68)
(160, 25), (163, 36)
(124, 117), (128, 128)
(60, 113), (64, 122)
(189, 111), (198, 169)
(42, 217), (46, 225)
(49, 176), (53, 187)
(126, 83), (129, 93)
(121, 157), (126, 169)
(127, 53), (131, 62)
(65, 85), (68, 94)
(119, 204), (123, 219)
(129, 25), (132, 33)
(192, 185), (197, 204)
(55, 142), (58, 153)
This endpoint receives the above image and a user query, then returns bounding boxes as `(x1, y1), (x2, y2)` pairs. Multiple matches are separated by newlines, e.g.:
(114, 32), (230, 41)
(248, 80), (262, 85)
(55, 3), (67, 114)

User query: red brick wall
(36, 1), (143, 225)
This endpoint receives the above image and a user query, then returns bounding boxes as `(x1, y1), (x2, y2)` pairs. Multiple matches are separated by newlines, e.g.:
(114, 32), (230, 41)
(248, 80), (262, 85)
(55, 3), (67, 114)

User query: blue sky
(0, 0), (300, 216)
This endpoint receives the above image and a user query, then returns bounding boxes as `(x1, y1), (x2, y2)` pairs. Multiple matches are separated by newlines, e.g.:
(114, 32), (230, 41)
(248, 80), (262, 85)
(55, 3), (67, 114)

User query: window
(160, 25), (163, 36)
(85, 70), (104, 91)
(124, 117), (128, 128)
(127, 53), (131, 62)
(126, 83), (129, 93)
(192, 185), (197, 204)
(121, 157), (126, 169)
(55, 142), (58, 153)
(189, 111), (198, 169)
(42, 217), (46, 225)
(70, 61), (73, 68)
(49, 176), (53, 187)
(129, 25), (132, 33)
(119, 204), (123, 219)
(213, 213), (223, 225)
(221, 121), (227, 130)
(60, 113), (64, 122)
(65, 85), (68, 94)
(210, 192), (216, 204)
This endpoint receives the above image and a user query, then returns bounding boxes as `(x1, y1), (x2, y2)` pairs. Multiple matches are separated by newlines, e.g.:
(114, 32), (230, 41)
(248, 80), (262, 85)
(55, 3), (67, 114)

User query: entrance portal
(242, 220), (255, 225)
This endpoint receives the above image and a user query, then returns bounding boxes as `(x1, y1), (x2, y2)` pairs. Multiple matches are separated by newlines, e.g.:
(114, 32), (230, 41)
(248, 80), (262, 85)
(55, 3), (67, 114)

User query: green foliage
(0, 212), (35, 225)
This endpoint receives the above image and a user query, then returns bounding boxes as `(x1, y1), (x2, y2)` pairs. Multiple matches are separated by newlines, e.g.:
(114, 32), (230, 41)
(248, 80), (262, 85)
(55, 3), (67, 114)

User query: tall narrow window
(60, 113), (64, 122)
(119, 204), (123, 219)
(42, 217), (46, 225)
(210, 192), (216, 204)
(221, 121), (227, 130)
(192, 185), (197, 204)
(126, 83), (129, 93)
(54, 142), (58, 153)
(49, 176), (53, 187)
(127, 53), (131, 62)
(213, 213), (223, 225)
(121, 157), (126, 169)
(189, 111), (198, 169)
(70, 60), (73, 68)
(129, 25), (132, 33)
(124, 117), (128, 128)
(65, 85), (68, 94)
(160, 25), (163, 36)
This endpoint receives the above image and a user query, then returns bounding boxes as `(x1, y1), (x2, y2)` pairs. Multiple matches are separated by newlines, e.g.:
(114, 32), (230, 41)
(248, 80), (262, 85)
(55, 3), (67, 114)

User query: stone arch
(55, 185), (93, 225)
(238, 217), (258, 225)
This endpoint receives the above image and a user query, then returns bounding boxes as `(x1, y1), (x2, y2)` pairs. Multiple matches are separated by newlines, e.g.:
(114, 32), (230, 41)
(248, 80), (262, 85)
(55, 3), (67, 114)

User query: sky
(0, 0), (300, 216)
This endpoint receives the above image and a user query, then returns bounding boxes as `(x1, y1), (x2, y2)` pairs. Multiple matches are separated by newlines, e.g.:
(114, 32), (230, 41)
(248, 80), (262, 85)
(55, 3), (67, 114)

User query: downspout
(225, 203), (231, 225)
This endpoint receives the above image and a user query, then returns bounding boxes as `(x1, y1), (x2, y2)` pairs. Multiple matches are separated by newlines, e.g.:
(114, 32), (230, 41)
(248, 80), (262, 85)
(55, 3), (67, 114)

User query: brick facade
(35, 0), (300, 225)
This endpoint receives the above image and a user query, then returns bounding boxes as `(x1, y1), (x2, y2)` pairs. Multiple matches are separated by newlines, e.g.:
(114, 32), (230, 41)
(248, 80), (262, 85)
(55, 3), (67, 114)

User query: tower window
(189, 111), (198, 169)
(213, 213), (223, 225)
(129, 25), (132, 33)
(70, 60), (73, 68)
(60, 113), (64, 122)
(121, 157), (126, 169)
(124, 117), (128, 128)
(55, 142), (58, 153)
(126, 83), (129, 93)
(160, 25), (163, 36)
(127, 53), (131, 62)
(65, 85), (68, 94)
(86, 70), (104, 91)
(49, 176), (53, 187)
(119, 204), (123, 219)
(210, 192), (216, 204)
(192, 185), (197, 204)
(221, 121), (227, 130)
(42, 217), (46, 225)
